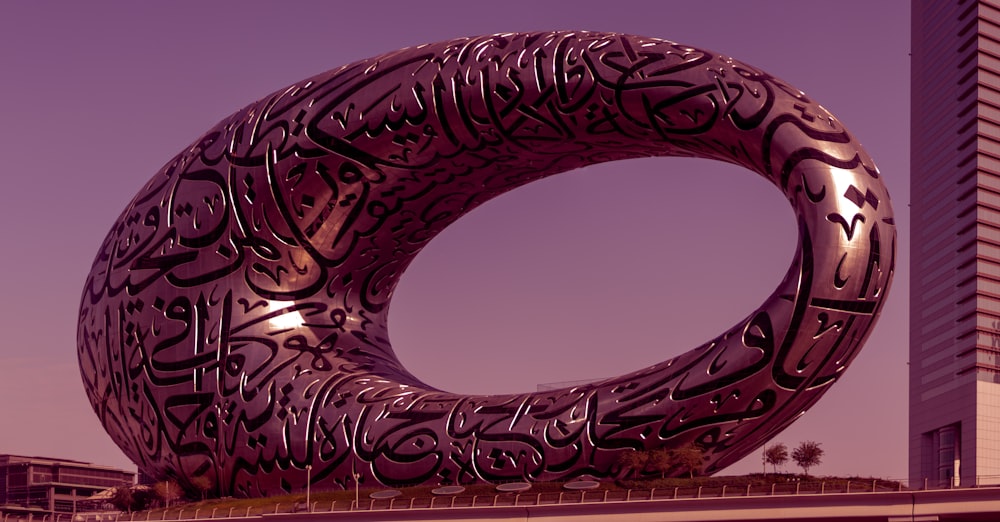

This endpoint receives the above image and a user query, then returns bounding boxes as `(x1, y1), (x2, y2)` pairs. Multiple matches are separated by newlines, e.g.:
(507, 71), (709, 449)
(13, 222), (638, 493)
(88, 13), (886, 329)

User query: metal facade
(77, 31), (894, 496)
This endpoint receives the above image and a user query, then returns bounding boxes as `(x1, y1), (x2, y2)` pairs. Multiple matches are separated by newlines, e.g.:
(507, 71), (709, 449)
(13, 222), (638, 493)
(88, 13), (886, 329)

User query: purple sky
(0, 1), (910, 479)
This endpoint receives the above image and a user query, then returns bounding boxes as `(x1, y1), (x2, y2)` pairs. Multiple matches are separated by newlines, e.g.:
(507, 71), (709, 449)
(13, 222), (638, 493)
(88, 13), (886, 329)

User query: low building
(0, 455), (135, 517)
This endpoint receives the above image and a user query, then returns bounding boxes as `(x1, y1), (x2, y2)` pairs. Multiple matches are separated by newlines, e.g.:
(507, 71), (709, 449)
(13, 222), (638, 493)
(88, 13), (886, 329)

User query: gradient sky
(0, 1), (910, 479)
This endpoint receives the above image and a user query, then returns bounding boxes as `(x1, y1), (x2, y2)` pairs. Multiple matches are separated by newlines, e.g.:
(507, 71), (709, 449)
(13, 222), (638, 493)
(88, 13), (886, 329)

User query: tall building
(911, 0), (1000, 487)
(0, 455), (134, 517)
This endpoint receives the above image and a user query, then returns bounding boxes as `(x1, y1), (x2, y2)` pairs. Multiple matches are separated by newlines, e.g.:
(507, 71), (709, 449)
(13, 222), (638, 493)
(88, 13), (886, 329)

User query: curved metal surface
(77, 31), (894, 496)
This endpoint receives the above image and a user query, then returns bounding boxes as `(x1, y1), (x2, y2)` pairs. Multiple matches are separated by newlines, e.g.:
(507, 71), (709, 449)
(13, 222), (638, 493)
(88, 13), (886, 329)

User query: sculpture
(77, 31), (894, 496)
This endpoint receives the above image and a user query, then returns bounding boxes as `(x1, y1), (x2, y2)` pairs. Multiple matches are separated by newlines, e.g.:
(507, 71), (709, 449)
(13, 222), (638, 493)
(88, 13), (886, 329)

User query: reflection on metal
(77, 32), (894, 497)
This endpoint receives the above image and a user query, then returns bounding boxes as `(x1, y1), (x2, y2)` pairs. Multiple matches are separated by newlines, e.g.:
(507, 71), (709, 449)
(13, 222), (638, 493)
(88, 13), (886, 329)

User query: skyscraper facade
(911, 0), (1000, 487)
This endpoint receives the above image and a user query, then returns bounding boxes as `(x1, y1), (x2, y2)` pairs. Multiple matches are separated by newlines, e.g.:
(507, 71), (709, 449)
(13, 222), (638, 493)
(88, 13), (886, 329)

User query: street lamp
(352, 461), (360, 509)
(305, 465), (312, 512)
(762, 446), (767, 475)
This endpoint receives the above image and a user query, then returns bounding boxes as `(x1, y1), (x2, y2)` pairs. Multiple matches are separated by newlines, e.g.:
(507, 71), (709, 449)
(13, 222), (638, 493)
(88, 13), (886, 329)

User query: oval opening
(389, 157), (796, 395)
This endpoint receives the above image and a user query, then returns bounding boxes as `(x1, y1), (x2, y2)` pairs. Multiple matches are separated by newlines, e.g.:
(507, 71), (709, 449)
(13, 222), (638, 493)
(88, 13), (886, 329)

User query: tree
(154, 480), (181, 507)
(109, 486), (154, 512)
(667, 443), (705, 479)
(764, 443), (789, 474)
(110, 486), (134, 513)
(648, 449), (673, 478)
(617, 449), (649, 479)
(189, 475), (214, 501)
(134, 487), (157, 511)
(791, 441), (824, 476)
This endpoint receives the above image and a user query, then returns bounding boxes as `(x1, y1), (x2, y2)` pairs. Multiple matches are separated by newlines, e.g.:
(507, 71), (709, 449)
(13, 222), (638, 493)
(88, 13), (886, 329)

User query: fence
(5, 477), (1000, 522)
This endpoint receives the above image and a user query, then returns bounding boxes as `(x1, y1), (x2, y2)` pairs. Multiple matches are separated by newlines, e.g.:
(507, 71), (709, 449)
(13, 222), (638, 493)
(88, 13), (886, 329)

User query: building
(0, 455), (134, 517)
(911, 0), (1000, 487)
